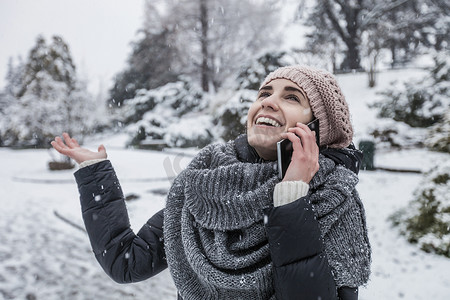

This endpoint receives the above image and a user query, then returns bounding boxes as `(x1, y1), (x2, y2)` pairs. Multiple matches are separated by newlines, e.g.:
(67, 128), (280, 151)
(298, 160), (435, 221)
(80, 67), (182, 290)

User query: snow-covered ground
(1, 68), (449, 299)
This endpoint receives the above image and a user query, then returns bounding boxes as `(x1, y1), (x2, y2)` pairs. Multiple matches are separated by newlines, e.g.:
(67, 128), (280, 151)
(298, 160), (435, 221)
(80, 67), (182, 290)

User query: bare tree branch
(360, 0), (411, 28)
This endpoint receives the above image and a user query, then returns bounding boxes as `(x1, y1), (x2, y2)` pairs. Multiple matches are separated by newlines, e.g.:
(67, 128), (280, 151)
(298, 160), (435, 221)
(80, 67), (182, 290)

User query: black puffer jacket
(74, 136), (361, 300)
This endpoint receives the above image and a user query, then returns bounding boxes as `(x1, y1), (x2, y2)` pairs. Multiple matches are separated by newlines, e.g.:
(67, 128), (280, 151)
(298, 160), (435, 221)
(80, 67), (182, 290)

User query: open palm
(51, 132), (107, 164)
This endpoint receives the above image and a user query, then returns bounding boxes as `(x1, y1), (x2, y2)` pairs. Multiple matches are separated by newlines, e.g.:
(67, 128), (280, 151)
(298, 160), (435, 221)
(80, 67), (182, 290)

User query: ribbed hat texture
(260, 65), (353, 148)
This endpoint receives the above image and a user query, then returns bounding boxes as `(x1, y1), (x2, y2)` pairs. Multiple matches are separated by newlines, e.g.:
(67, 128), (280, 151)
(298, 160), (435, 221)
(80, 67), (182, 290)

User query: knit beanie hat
(260, 65), (353, 148)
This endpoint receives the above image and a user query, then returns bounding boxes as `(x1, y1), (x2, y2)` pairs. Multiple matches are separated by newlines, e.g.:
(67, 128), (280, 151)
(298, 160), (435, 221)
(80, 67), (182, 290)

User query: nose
(260, 94), (279, 111)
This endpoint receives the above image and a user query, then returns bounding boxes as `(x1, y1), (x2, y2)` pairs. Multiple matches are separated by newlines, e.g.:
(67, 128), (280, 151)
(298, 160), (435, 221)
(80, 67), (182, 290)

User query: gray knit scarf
(164, 140), (371, 300)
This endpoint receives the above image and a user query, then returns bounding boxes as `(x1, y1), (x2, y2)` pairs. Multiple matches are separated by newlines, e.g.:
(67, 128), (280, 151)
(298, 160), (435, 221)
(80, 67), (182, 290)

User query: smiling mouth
(255, 117), (282, 127)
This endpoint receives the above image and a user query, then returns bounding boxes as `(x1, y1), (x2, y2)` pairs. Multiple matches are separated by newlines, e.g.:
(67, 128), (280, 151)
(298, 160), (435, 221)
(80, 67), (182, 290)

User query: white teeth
(256, 117), (281, 127)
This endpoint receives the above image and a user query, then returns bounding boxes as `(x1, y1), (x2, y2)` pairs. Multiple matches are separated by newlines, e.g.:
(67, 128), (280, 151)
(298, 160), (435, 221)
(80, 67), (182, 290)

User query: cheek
(303, 108), (312, 116)
(246, 104), (258, 125)
(285, 107), (313, 126)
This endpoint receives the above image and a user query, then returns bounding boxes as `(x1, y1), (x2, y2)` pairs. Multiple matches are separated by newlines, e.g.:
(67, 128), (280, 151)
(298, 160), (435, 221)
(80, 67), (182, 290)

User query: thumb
(98, 144), (107, 156)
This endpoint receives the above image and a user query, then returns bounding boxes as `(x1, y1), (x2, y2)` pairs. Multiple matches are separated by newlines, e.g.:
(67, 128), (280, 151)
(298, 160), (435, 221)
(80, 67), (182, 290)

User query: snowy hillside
(1, 68), (449, 300)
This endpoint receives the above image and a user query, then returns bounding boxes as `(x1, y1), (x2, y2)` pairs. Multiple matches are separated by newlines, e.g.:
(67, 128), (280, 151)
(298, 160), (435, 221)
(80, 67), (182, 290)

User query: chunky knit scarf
(164, 140), (371, 300)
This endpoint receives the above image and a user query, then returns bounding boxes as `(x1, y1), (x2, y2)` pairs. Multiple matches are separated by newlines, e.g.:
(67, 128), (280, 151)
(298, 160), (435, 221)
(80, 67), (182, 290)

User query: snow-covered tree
(0, 35), (96, 148)
(4, 56), (25, 98)
(111, 0), (283, 146)
(371, 53), (449, 128)
(426, 108), (450, 153)
(120, 79), (213, 148)
(137, 0), (281, 93)
(108, 27), (179, 107)
(368, 52), (449, 149)
(109, 0), (281, 106)
(303, 0), (377, 71)
(368, 0), (449, 67)
(390, 160), (450, 257)
(303, 0), (449, 71)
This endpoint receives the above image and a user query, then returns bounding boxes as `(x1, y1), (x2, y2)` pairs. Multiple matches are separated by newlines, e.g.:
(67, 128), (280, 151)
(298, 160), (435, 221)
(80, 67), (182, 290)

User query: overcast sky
(0, 0), (145, 96)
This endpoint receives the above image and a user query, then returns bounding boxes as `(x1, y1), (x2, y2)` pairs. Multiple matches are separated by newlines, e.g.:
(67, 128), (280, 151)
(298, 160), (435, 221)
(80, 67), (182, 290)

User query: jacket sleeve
(74, 160), (167, 283)
(264, 196), (337, 300)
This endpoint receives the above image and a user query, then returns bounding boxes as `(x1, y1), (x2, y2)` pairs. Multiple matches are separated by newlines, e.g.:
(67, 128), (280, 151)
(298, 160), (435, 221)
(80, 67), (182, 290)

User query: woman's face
(246, 78), (313, 160)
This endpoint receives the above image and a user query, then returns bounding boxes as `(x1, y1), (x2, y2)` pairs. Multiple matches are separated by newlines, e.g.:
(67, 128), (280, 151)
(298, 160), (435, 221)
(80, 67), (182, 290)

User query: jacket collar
(321, 144), (363, 174)
(234, 134), (265, 164)
(234, 134), (362, 174)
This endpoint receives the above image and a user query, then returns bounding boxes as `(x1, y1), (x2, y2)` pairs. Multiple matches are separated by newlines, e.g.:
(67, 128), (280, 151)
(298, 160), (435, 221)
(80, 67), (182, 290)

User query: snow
(0, 147), (179, 300)
(1, 69), (450, 299)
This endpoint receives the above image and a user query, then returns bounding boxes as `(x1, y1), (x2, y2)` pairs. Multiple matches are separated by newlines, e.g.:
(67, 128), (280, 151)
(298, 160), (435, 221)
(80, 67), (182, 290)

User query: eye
(258, 91), (271, 99)
(286, 94), (300, 102)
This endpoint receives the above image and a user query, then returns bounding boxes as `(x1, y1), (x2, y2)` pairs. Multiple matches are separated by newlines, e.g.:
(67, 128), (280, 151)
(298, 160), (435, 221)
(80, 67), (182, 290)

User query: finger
(71, 137), (80, 147)
(294, 123), (316, 152)
(54, 136), (69, 150)
(50, 141), (62, 152)
(288, 126), (309, 148)
(62, 132), (77, 148)
(296, 122), (312, 132)
(51, 140), (71, 155)
(285, 132), (304, 153)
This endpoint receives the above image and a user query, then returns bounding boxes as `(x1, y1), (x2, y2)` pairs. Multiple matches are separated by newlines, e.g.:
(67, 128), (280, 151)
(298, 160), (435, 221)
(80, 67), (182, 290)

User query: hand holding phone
(277, 119), (320, 180)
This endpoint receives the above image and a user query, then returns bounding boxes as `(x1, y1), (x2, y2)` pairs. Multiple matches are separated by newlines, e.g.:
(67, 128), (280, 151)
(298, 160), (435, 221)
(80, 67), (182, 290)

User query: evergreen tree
(426, 108), (450, 153)
(0, 35), (96, 148)
(17, 36), (77, 97)
(4, 56), (25, 98)
(371, 53), (449, 128)
(108, 28), (179, 107)
(390, 161), (450, 257)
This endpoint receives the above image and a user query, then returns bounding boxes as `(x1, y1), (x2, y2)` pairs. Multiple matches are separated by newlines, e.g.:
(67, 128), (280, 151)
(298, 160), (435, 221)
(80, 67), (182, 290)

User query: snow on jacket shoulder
(74, 160), (167, 283)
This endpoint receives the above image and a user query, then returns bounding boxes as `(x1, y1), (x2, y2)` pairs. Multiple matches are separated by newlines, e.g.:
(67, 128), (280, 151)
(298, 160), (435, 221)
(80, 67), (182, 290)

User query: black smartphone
(276, 119), (320, 179)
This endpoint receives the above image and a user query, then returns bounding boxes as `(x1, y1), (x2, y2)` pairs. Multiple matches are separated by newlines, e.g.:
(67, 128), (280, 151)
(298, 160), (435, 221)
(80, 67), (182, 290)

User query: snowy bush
(121, 80), (205, 124)
(426, 108), (450, 153)
(235, 51), (293, 90)
(367, 118), (428, 150)
(164, 115), (214, 148)
(371, 53), (449, 128)
(215, 89), (256, 142)
(121, 79), (211, 148)
(390, 161), (450, 257)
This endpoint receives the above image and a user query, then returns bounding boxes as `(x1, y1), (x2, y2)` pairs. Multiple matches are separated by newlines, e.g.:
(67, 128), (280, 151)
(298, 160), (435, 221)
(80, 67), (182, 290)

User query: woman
(52, 65), (371, 300)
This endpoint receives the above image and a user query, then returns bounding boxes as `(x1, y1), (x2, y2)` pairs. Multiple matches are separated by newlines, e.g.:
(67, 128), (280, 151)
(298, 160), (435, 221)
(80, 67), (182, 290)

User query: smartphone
(277, 119), (320, 179)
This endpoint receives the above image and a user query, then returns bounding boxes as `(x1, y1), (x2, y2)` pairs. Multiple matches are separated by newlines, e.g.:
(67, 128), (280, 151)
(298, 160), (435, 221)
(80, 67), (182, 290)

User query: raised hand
(51, 132), (107, 164)
(280, 122), (319, 183)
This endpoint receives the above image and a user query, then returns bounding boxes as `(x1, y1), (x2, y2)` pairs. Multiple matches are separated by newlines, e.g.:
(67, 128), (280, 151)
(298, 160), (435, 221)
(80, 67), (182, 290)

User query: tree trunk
(344, 40), (361, 70)
(323, 0), (361, 71)
(345, 10), (361, 71)
(199, 0), (209, 92)
(368, 53), (377, 88)
(390, 45), (397, 68)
